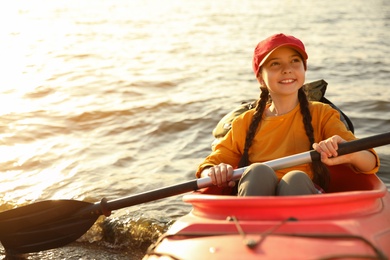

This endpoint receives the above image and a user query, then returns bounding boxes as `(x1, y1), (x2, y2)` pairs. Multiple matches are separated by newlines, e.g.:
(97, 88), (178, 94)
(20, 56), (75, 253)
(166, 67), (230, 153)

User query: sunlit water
(0, 0), (389, 258)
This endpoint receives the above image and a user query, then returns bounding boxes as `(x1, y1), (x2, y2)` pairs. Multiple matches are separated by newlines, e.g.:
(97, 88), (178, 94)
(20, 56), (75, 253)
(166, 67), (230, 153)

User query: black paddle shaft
(94, 179), (200, 216)
(309, 132), (390, 161)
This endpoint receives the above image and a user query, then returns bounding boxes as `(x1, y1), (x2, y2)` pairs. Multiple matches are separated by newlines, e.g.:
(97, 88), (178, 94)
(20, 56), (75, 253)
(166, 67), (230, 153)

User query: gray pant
(238, 163), (318, 196)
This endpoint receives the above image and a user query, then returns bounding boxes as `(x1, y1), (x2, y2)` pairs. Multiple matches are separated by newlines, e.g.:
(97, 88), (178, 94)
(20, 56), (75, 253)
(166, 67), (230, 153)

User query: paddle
(0, 132), (389, 254)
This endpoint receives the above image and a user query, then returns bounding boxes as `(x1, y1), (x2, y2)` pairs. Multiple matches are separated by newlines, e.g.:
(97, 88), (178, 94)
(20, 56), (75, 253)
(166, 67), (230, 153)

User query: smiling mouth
(279, 79), (296, 84)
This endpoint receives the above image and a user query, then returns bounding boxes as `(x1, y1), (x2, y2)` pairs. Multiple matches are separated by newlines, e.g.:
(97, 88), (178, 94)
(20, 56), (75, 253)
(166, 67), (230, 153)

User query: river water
(0, 0), (389, 259)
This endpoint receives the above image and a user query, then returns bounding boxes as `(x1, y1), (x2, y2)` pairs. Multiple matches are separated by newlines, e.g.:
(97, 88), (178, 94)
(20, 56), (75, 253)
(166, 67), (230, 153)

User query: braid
(238, 87), (269, 167)
(298, 88), (330, 190)
(298, 88), (314, 144)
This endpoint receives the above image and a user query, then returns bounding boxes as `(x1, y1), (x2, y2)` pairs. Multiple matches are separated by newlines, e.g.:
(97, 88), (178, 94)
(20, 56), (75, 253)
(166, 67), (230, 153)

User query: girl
(196, 33), (379, 196)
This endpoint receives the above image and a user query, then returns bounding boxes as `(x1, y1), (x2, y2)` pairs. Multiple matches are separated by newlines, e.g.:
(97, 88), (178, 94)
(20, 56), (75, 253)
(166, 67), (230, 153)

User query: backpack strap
(304, 79), (354, 133)
(320, 96), (355, 134)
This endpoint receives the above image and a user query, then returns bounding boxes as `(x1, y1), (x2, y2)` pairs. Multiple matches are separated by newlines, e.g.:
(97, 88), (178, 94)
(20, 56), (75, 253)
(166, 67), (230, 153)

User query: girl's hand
(312, 135), (349, 166)
(204, 163), (235, 187)
(313, 135), (377, 172)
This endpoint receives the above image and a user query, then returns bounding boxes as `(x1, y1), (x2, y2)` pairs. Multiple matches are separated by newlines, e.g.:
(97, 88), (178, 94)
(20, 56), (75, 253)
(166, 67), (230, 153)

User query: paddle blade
(0, 200), (100, 254)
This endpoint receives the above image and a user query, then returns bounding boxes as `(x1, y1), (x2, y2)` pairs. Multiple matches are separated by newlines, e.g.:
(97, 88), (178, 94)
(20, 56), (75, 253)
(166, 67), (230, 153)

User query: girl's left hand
(312, 135), (349, 166)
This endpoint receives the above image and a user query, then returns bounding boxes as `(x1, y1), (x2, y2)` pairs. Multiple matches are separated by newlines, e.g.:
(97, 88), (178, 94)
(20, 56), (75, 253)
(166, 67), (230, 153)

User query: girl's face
(258, 47), (305, 99)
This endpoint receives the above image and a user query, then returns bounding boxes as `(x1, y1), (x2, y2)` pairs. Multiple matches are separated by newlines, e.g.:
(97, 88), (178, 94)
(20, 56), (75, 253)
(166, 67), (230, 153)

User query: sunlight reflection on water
(0, 0), (389, 257)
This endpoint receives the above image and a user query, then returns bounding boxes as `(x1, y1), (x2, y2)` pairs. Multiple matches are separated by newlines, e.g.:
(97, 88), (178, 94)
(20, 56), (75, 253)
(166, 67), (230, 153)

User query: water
(0, 0), (389, 258)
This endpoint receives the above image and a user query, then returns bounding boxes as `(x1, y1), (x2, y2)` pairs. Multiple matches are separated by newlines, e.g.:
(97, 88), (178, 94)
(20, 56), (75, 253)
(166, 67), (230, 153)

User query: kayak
(143, 164), (390, 259)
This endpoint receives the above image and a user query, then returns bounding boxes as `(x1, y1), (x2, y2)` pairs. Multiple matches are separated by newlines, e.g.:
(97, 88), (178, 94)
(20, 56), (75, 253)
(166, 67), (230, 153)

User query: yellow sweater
(196, 101), (379, 179)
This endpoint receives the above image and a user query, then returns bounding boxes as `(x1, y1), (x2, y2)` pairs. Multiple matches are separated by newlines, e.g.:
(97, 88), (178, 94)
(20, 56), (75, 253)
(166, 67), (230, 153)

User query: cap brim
(258, 43), (308, 72)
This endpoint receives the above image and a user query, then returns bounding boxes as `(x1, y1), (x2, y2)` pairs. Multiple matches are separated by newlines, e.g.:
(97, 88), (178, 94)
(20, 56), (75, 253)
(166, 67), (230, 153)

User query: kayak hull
(144, 165), (390, 259)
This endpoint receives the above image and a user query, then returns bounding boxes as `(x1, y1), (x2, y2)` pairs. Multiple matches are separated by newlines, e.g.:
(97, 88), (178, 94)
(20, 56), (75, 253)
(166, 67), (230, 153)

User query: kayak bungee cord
(228, 216), (298, 249)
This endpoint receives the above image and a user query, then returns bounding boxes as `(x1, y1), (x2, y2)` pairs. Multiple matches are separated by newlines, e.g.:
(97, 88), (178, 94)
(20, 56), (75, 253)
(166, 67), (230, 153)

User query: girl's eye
(291, 58), (302, 63)
(270, 62), (280, 67)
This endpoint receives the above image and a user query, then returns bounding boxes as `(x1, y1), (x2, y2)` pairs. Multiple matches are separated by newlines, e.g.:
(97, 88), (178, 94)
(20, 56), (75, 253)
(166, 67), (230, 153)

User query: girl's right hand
(203, 163), (235, 187)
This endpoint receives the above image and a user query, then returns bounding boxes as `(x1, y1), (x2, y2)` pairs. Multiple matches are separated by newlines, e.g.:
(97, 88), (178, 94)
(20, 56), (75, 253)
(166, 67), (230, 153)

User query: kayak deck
(144, 165), (390, 259)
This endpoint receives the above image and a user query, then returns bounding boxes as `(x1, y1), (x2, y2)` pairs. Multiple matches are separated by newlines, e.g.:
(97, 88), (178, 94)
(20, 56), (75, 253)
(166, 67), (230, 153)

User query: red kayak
(144, 164), (390, 259)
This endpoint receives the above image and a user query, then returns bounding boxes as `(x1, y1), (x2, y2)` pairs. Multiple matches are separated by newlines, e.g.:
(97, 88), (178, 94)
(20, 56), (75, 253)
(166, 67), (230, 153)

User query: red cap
(252, 33), (308, 76)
